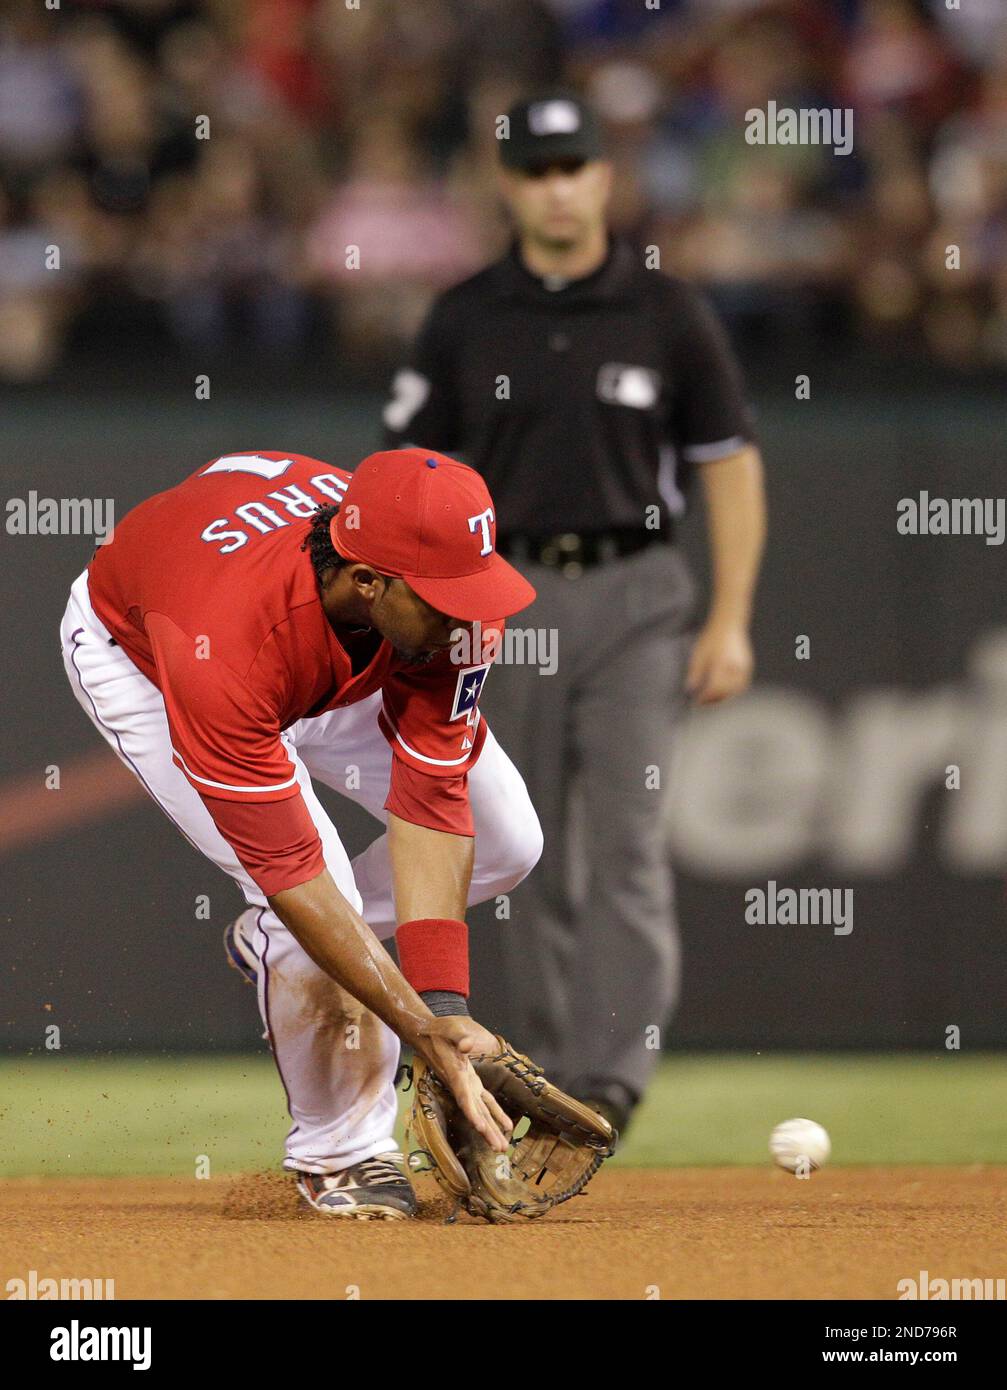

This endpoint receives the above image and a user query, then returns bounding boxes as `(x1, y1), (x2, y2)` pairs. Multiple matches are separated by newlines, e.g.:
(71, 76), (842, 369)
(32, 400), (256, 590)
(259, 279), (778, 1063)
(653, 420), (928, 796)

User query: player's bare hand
(686, 620), (754, 705)
(414, 1017), (513, 1153)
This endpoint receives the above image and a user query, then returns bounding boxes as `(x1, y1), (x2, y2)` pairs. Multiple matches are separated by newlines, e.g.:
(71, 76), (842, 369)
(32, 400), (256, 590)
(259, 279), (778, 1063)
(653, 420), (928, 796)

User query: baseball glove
(405, 1034), (616, 1223)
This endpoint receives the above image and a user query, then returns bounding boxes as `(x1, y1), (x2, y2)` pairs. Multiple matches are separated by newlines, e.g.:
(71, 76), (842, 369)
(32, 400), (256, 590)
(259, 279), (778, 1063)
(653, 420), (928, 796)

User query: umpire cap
(500, 93), (603, 171)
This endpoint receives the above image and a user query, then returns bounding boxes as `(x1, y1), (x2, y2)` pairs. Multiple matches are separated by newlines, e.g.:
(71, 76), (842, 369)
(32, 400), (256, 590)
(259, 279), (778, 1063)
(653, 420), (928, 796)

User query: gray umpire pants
(476, 539), (698, 1102)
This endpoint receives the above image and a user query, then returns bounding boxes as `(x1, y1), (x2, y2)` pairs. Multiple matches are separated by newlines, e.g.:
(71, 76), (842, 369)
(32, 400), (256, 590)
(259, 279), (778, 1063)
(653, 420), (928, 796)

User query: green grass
(1, 1054), (1004, 1177)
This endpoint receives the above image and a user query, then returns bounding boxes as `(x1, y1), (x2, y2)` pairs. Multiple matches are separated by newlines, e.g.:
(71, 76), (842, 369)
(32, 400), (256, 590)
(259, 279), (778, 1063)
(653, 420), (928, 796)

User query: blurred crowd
(2, 0), (1006, 383)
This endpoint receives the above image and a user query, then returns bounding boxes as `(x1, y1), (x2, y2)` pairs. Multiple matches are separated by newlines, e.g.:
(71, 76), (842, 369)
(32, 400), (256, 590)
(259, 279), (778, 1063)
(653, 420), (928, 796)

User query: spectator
(306, 113), (485, 361)
(0, 0), (1005, 380)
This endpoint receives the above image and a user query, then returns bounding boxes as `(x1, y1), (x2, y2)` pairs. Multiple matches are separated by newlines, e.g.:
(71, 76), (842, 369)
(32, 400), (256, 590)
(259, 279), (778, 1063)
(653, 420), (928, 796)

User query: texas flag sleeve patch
(449, 663), (491, 721)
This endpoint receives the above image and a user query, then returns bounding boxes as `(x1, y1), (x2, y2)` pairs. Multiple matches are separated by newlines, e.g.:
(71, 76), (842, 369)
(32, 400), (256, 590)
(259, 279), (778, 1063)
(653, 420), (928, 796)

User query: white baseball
(769, 1117), (831, 1173)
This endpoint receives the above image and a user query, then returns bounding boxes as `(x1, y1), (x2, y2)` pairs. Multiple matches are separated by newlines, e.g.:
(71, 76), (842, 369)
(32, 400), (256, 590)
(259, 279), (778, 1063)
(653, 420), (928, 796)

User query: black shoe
(296, 1152), (418, 1220)
(576, 1085), (636, 1143)
(581, 1098), (626, 1143)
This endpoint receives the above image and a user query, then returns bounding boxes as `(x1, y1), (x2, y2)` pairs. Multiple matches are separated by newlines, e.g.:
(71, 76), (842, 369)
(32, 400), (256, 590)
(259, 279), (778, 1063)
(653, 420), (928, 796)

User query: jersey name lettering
(200, 473), (349, 554)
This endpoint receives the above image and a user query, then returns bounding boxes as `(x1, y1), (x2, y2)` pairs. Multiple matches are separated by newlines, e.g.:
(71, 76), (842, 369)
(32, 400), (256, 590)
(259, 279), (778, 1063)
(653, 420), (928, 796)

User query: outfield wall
(2, 380), (1003, 1050)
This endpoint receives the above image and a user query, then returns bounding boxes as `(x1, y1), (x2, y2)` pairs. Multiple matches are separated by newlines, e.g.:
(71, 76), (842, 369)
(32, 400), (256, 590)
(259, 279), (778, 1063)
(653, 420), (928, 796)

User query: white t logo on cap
(468, 507), (494, 556)
(528, 100), (581, 136)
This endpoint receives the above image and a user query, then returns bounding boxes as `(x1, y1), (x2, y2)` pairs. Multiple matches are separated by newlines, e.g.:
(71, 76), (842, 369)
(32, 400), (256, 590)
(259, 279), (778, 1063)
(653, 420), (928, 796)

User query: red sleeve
(377, 619), (504, 836)
(145, 611), (300, 803)
(385, 765), (473, 836)
(201, 792), (326, 896)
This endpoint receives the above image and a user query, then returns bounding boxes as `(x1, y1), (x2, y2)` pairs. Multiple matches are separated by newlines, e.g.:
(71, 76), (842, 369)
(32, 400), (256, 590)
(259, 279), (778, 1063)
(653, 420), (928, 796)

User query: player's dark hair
(301, 504), (394, 588)
(301, 504), (347, 582)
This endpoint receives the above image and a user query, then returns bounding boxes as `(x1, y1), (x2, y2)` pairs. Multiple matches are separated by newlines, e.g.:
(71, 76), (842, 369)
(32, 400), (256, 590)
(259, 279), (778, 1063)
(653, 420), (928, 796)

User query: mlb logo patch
(597, 364), (661, 410)
(450, 664), (490, 721)
(528, 100), (581, 137)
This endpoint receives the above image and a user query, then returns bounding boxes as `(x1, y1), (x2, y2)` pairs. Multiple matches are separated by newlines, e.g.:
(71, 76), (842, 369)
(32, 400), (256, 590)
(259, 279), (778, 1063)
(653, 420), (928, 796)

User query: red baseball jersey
(87, 452), (502, 895)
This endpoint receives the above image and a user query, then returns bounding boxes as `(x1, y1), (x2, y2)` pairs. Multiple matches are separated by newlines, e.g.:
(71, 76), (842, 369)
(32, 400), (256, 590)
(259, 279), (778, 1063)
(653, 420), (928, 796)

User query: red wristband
(396, 918), (469, 996)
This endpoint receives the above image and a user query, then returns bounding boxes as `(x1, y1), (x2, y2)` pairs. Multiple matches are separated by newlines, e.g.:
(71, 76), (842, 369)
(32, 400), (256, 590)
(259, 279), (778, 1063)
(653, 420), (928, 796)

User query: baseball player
(59, 448), (544, 1219)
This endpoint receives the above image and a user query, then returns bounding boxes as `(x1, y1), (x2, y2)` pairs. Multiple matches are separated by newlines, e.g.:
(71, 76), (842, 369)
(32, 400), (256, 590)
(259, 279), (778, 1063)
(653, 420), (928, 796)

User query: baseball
(769, 1118), (831, 1173)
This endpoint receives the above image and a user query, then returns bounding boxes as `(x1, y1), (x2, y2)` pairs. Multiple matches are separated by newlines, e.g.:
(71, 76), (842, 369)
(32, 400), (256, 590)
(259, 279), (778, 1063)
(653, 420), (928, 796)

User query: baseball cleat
(223, 912), (259, 987)
(296, 1153), (418, 1220)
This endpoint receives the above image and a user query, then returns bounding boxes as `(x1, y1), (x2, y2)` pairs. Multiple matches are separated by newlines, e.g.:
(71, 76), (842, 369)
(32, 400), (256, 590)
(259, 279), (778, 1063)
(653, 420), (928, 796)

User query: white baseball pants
(60, 570), (542, 1174)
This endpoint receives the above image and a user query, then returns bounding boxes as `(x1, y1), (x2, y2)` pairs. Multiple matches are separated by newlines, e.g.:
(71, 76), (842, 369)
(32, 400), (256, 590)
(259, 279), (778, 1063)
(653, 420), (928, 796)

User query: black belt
(497, 527), (669, 576)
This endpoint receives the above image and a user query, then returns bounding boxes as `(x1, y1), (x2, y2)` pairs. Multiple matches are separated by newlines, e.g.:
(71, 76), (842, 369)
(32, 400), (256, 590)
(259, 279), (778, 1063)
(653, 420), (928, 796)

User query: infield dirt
(2, 1167), (1004, 1300)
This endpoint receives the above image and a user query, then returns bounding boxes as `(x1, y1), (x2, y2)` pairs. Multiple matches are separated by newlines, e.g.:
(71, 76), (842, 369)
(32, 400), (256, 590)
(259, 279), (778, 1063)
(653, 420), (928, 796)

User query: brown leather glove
(406, 1034), (616, 1223)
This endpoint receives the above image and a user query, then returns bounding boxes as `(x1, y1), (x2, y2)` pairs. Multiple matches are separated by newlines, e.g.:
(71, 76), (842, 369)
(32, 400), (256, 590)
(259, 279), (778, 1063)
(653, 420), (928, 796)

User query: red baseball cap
(330, 448), (536, 622)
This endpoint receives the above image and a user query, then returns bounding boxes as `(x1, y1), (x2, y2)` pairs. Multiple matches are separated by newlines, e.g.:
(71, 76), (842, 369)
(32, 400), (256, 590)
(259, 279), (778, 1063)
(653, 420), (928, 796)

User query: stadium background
(2, 0), (1005, 1190)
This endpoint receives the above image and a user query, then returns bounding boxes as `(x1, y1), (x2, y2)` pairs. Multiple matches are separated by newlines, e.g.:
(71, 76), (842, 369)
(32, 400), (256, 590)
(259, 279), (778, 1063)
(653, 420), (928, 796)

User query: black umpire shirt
(383, 237), (756, 538)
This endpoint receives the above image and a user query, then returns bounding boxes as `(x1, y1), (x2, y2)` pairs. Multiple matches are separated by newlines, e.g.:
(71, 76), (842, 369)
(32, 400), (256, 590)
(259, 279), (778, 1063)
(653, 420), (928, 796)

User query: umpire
(383, 93), (766, 1136)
